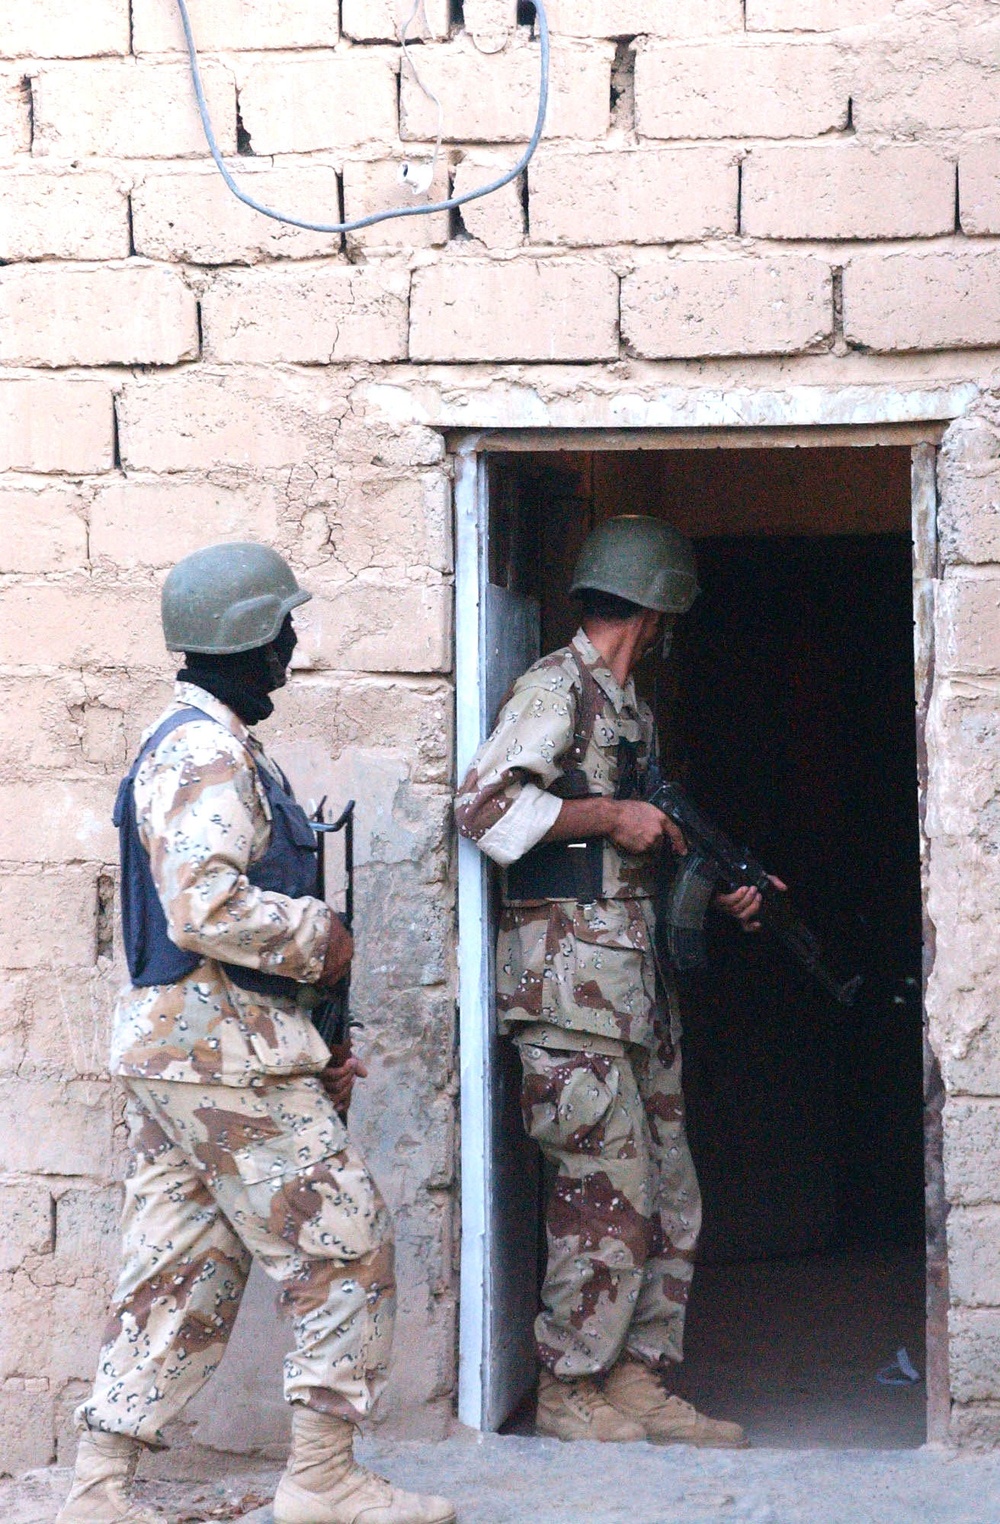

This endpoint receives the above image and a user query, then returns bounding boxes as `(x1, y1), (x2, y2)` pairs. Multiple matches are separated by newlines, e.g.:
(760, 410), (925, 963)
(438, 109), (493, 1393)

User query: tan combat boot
(272, 1408), (456, 1524)
(534, 1369), (646, 1443)
(604, 1356), (748, 1448)
(55, 1431), (166, 1524)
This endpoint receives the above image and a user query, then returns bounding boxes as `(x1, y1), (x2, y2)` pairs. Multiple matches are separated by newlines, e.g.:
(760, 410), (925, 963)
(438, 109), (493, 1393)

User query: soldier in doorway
(455, 516), (757, 1446)
(57, 544), (455, 1524)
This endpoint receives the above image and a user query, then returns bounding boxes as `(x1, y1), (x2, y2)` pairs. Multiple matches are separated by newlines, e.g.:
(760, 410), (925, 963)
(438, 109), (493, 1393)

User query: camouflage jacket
(111, 681), (333, 1085)
(455, 630), (670, 1049)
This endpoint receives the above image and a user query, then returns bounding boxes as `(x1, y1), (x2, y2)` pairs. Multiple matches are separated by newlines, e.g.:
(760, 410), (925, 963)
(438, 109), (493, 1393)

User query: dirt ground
(7, 1432), (1000, 1524)
(4, 1246), (943, 1522)
(673, 1249), (928, 1450)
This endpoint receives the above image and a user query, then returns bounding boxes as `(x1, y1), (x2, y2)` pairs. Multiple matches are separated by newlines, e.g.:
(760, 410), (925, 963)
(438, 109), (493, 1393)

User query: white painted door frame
(452, 387), (974, 1434)
(454, 448), (491, 1430)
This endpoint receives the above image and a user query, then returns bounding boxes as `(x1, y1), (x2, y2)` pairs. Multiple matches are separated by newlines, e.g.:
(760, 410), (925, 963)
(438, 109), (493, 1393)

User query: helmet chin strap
(634, 611), (674, 665)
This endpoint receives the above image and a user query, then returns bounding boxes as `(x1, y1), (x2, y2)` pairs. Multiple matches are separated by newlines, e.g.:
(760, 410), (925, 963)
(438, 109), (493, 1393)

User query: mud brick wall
(4, 0), (1000, 1467)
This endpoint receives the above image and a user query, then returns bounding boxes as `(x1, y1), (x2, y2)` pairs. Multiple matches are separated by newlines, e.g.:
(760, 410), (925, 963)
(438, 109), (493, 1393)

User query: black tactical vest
(114, 707), (319, 997)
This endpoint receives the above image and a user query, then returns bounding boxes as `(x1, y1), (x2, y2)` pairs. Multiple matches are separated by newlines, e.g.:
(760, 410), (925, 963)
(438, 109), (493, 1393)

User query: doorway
(456, 439), (932, 1447)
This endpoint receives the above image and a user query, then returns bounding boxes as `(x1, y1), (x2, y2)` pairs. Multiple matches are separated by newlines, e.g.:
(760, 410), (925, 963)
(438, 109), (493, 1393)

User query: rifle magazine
(659, 851), (719, 972)
(665, 925), (709, 972)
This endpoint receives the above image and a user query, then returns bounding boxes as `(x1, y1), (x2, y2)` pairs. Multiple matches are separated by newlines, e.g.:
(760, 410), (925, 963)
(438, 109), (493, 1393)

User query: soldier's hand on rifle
(609, 800), (688, 858)
(545, 796), (687, 856)
(716, 875), (787, 932)
(318, 914), (354, 989)
(320, 1054), (368, 1114)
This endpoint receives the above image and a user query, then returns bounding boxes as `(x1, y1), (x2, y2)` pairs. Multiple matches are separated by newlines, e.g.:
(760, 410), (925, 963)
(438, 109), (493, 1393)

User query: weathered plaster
(5, 0), (1000, 1466)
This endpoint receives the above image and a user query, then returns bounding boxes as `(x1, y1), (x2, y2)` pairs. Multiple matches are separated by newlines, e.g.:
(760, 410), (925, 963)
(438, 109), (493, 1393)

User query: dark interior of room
(490, 445), (927, 1447)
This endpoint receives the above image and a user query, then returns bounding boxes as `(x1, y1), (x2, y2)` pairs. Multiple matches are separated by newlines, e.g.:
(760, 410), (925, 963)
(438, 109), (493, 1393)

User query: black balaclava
(179, 615), (298, 727)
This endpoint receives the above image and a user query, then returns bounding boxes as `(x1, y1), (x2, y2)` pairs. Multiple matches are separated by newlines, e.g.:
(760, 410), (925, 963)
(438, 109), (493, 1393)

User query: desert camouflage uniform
(111, 681), (334, 1086)
(455, 629), (701, 1377)
(78, 681), (394, 1445)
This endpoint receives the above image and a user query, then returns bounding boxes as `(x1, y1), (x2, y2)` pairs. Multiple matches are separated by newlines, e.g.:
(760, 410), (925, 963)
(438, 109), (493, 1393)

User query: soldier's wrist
(602, 798), (624, 838)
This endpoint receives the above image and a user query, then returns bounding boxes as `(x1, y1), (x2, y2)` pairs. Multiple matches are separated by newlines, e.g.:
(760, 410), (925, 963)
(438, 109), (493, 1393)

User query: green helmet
(570, 515), (700, 614)
(162, 542), (311, 655)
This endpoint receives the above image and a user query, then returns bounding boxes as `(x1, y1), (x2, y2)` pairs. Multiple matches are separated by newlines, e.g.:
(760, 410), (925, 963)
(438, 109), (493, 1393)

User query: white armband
(475, 782), (564, 867)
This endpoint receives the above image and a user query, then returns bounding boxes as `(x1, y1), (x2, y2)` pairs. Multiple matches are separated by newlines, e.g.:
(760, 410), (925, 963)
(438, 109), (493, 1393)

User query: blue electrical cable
(175, 0), (549, 234)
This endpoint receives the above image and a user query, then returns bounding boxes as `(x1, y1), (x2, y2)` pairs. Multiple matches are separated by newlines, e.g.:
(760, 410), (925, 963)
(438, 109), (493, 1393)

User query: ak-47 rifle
(301, 798), (358, 1070)
(645, 773), (863, 1009)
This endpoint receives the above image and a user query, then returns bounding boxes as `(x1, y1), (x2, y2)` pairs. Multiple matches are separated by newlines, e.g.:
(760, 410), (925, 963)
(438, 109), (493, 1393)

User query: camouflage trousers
(518, 1031), (701, 1379)
(77, 1075), (394, 1447)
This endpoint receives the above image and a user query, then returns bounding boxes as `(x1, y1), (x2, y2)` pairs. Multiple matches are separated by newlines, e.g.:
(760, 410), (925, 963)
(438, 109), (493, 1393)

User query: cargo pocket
(520, 1049), (621, 1156)
(568, 901), (656, 1025)
(232, 1113), (382, 1263)
(232, 1112), (346, 1187)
